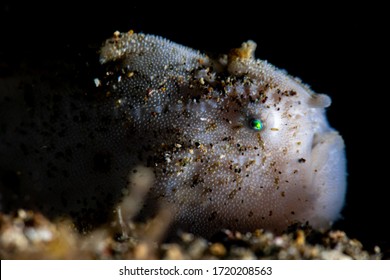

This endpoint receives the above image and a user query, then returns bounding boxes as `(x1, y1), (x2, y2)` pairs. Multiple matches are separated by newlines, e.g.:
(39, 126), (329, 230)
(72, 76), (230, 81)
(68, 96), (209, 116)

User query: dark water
(1, 2), (387, 257)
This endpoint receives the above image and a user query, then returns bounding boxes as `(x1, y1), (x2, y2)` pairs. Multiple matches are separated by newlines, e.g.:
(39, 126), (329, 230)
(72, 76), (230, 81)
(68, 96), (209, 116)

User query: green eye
(249, 118), (263, 131)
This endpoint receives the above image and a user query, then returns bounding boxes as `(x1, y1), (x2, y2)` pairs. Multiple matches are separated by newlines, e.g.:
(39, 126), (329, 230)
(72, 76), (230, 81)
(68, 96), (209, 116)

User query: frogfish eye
(249, 118), (263, 131)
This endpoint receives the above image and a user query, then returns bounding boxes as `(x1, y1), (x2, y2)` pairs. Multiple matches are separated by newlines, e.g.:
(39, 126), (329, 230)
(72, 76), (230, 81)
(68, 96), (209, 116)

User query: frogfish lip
(307, 131), (347, 229)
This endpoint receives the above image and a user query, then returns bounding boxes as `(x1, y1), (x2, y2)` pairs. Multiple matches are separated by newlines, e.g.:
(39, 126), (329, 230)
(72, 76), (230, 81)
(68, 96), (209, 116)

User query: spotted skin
(0, 31), (346, 235)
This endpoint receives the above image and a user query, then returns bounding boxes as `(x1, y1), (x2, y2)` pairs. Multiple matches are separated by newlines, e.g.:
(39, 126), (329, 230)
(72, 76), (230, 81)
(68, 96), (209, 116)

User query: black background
(1, 3), (387, 254)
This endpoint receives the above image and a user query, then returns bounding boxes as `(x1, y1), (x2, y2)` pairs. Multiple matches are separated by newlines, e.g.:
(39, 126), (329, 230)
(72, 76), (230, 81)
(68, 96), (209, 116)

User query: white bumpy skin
(0, 31), (347, 235)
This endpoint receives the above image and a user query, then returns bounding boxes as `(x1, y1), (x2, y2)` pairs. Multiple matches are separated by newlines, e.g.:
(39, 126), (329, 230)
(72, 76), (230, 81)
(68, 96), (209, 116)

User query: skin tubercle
(0, 31), (347, 236)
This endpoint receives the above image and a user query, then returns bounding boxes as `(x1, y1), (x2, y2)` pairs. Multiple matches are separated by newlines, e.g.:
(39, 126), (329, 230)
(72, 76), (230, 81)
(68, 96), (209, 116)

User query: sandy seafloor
(0, 3), (388, 259)
(0, 209), (383, 260)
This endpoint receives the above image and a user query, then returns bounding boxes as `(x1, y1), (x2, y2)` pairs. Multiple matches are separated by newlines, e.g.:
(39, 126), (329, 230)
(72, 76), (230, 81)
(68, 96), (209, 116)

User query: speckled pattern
(0, 31), (346, 236)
